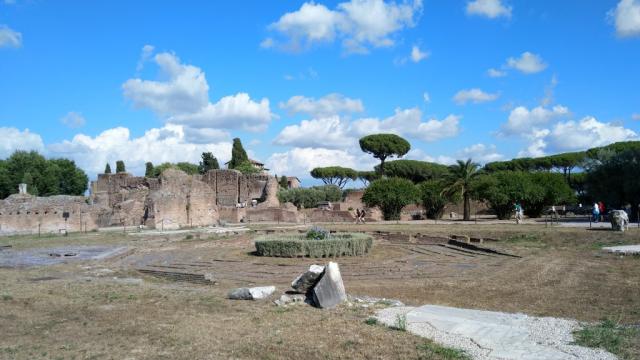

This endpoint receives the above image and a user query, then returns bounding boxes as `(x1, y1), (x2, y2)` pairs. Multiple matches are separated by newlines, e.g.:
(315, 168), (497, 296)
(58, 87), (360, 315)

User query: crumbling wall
(0, 194), (105, 235)
(145, 169), (218, 229)
(215, 170), (241, 207)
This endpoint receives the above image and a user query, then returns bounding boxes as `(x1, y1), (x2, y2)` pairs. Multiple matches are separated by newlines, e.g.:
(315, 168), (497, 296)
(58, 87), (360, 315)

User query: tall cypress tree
(104, 163), (112, 174)
(115, 160), (126, 173)
(228, 138), (249, 169)
(198, 152), (220, 174)
(145, 162), (154, 177)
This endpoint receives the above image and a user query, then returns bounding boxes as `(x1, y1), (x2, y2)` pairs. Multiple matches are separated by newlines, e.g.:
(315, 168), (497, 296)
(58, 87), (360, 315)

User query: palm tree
(443, 159), (480, 221)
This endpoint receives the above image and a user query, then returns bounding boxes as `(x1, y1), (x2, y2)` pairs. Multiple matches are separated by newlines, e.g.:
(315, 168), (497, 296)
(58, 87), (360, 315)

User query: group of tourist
(354, 208), (366, 224)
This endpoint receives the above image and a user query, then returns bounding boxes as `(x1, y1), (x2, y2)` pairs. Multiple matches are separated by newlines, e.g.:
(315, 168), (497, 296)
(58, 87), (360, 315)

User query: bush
(306, 226), (330, 240)
(374, 160), (449, 183)
(277, 185), (342, 209)
(254, 233), (373, 257)
(418, 180), (448, 219)
(362, 177), (419, 220)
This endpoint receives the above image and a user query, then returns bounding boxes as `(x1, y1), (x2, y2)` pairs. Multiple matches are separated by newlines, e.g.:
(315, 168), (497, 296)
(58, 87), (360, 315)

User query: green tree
(279, 175), (288, 189)
(115, 160), (126, 173)
(145, 162), (154, 177)
(359, 134), (411, 176)
(50, 158), (88, 196)
(310, 166), (358, 189)
(418, 180), (449, 220)
(362, 177), (418, 220)
(357, 171), (379, 187)
(474, 171), (537, 220)
(228, 138), (249, 169)
(104, 163), (112, 174)
(198, 152), (219, 174)
(175, 162), (199, 175)
(443, 159), (480, 221)
(526, 172), (575, 217)
(375, 159), (449, 183)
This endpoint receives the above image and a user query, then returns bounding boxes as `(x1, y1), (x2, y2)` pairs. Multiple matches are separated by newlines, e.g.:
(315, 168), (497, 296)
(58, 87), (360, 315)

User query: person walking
(354, 208), (361, 224)
(359, 208), (366, 224)
(593, 202), (600, 223)
(598, 201), (605, 222)
(514, 201), (523, 224)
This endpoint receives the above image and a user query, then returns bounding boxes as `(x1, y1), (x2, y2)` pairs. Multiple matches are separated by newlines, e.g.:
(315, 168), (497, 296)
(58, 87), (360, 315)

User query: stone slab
(312, 262), (346, 308)
(375, 305), (616, 360)
(602, 244), (640, 254)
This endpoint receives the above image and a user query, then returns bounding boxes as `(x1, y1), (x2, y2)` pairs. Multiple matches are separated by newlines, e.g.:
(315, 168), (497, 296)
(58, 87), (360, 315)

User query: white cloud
(423, 92), (431, 103)
(352, 108), (460, 142)
(123, 50), (273, 132)
(280, 93), (364, 117)
(60, 111), (86, 129)
(0, 25), (22, 48)
(0, 127), (45, 158)
(267, 0), (423, 54)
(502, 105), (568, 135)
(410, 45), (429, 62)
(457, 143), (503, 163)
(487, 68), (507, 77)
(267, 147), (362, 176)
(517, 129), (550, 157)
(453, 88), (499, 105)
(168, 93), (272, 132)
(260, 37), (275, 49)
(274, 116), (355, 149)
(609, 0), (640, 37)
(548, 117), (638, 151)
(48, 124), (232, 177)
(136, 44), (155, 72)
(506, 52), (547, 74)
(632, 113), (640, 120)
(466, 0), (512, 19)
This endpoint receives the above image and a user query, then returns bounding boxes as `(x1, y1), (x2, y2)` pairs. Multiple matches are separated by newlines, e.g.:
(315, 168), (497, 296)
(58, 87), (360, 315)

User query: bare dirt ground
(1, 223), (639, 359)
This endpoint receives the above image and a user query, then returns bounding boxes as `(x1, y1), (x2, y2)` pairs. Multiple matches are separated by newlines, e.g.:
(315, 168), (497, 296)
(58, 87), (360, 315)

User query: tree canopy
(310, 166), (357, 189)
(228, 138), (249, 169)
(145, 162), (154, 177)
(375, 159), (449, 183)
(115, 160), (126, 173)
(0, 151), (88, 199)
(359, 134), (410, 175)
(357, 171), (380, 187)
(418, 180), (449, 220)
(362, 177), (418, 220)
(152, 162), (200, 177)
(198, 152), (219, 174)
(443, 159), (480, 221)
(104, 163), (112, 174)
(277, 185), (342, 209)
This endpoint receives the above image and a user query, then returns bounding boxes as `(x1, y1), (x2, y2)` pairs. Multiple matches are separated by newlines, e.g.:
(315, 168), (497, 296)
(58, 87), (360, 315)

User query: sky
(1, 0), (639, 185)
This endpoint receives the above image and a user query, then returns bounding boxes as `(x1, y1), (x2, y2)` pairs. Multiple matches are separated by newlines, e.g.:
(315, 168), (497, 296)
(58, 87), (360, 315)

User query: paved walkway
(375, 305), (616, 360)
(602, 244), (640, 254)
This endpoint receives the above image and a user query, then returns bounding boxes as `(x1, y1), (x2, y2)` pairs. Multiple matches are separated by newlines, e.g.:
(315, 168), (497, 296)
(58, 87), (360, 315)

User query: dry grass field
(1, 223), (639, 359)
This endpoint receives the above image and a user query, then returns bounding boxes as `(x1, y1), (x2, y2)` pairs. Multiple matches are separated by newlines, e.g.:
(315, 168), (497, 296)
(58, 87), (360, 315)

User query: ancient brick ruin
(0, 168), (293, 235)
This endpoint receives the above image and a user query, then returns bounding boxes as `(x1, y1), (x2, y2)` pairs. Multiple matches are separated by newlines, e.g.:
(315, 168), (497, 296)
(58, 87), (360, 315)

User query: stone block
(228, 286), (276, 300)
(312, 262), (346, 309)
(291, 264), (325, 294)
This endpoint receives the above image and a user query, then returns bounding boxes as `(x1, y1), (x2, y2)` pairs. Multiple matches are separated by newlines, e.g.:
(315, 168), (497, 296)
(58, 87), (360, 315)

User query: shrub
(306, 226), (330, 240)
(362, 177), (419, 220)
(277, 185), (342, 209)
(418, 180), (449, 219)
(255, 233), (373, 257)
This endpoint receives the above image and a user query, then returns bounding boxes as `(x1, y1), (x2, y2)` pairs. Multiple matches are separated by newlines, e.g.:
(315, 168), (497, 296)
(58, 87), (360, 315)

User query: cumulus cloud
(457, 143), (503, 163)
(453, 88), (499, 105)
(501, 105), (568, 135)
(548, 117), (638, 151)
(274, 116), (354, 149)
(266, 0), (423, 54)
(466, 0), (512, 19)
(267, 147), (362, 176)
(609, 0), (640, 37)
(60, 111), (86, 129)
(506, 52), (547, 74)
(410, 45), (429, 62)
(0, 127), (45, 158)
(351, 108), (460, 142)
(487, 68), (507, 77)
(0, 25), (22, 48)
(517, 129), (550, 157)
(122, 50), (273, 132)
(48, 124), (232, 177)
(423, 92), (431, 103)
(280, 93), (364, 117)
(136, 44), (155, 72)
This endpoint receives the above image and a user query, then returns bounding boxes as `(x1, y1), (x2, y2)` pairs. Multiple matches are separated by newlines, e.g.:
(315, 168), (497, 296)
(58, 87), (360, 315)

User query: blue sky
(1, 0), (639, 184)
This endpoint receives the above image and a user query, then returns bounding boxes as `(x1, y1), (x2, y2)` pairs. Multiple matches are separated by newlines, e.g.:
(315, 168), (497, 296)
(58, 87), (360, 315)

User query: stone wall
(0, 194), (105, 235)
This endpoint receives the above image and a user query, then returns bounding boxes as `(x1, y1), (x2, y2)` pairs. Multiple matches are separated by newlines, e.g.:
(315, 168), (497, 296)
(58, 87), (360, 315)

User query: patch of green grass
(573, 319), (640, 359)
(364, 317), (378, 326)
(184, 234), (194, 240)
(417, 342), (471, 360)
(2, 293), (13, 301)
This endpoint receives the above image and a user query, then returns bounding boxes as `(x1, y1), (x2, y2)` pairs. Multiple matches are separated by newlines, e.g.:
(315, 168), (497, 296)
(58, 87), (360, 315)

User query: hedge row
(254, 233), (373, 258)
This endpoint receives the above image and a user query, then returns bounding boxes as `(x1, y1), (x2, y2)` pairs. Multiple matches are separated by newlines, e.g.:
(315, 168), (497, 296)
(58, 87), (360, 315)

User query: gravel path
(375, 305), (617, 360)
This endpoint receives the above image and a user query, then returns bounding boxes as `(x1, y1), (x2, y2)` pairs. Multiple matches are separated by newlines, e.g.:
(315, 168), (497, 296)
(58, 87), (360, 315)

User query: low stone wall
(0, 194), (104, 235)
(246, 207), (299, 223)
(305, 209), (355, 223)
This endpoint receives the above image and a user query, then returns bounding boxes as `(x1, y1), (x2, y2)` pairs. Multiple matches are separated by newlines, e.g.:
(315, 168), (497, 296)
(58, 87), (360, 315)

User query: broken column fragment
(291, 264), (324, 294)
(312, 262), (346, 309)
